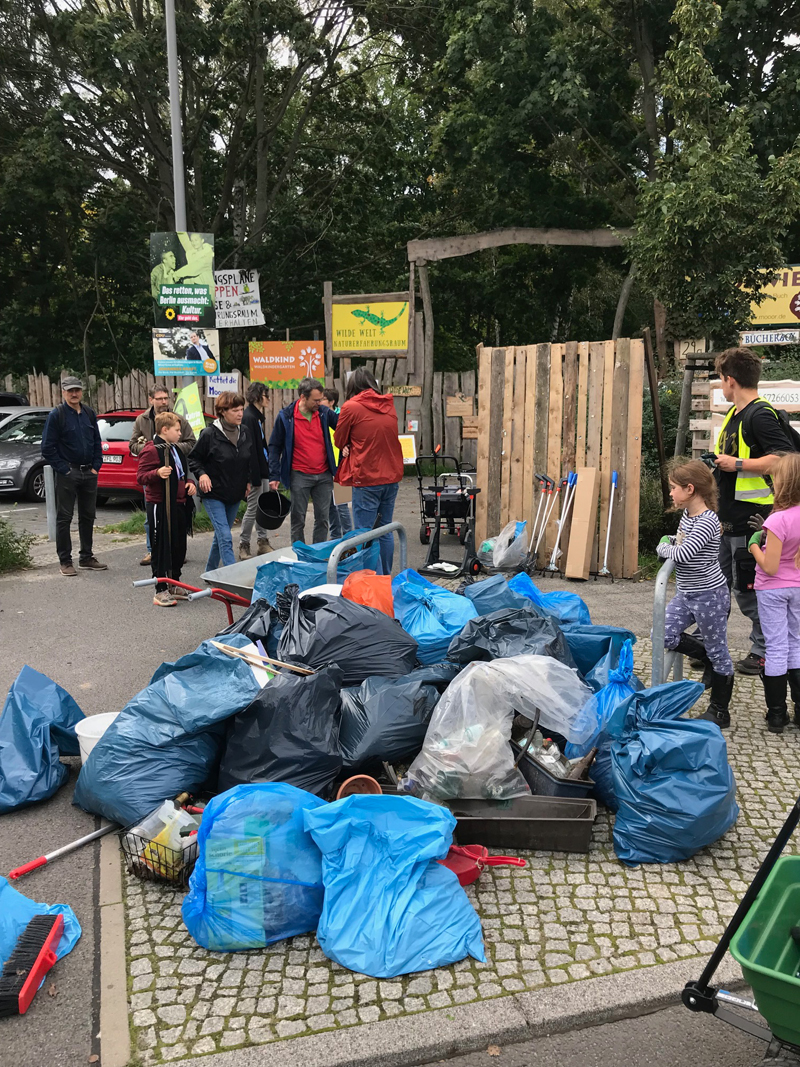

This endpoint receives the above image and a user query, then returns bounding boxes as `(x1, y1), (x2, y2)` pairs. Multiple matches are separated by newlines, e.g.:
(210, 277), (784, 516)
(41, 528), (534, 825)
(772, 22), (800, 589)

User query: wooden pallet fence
(475, 339), (644, 579)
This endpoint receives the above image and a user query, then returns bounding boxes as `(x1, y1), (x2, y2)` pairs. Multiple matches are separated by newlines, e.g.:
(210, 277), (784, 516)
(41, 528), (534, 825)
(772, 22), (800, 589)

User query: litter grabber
(209, 639), (314, 676)
(598, 470), (618, 577)
(535, 475), (567, 559)
(524, 474), (551, 561)
(439, 845), (527, 887)
(546, 471), (577, 572)
(132, 577), (250, 625)
(7, 824), (117, 880)
(682, 792), (800, 1059)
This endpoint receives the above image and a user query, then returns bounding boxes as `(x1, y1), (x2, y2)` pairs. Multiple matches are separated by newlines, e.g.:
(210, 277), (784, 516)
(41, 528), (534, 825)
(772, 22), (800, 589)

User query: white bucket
(74, 712), (120, 764)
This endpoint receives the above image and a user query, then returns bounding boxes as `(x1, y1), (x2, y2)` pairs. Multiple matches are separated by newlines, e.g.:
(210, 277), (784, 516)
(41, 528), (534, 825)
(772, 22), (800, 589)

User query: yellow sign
(332, 301), (409, 352)
(173, 382), (206, 437)
(749, 265), (800, 326)
(398, 434), (417, 464)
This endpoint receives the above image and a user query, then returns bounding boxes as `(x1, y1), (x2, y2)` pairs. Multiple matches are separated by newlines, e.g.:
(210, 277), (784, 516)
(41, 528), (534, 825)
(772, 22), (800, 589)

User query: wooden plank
(486, 349), (506, 538)
(27, 375), (36, 405)
(522, 345), (537, 530)
(445, 395), (475, 418)
(443, 371), (460, 462)
(392, 360), (408, 434)
(460, 370), (478, 469)
(432, 371), (444, 452)
(559, 341), (579, 564)
(475, 346), (492, 545)
(375, 358), (385, 386)
(623, 339), (645, 578)
(389, 384), (421, 396)
(410, 313), (424, 387)
(575, 342), (589, 469)
(565, 467), (600, 580)
(461, 416), (479, 439)
(407, 227), (633, 263)
(544, 344), (564, 556)
(330, 290), (410, 303)
(689, 419), (713, 431)
(333, 347), (408, 359)
(608, 338), (631, 578)
(509, 349), (526, 522)
(499, 348), (516, 525)
(597, 340), (616, 575)
(407, 260), (416, 376)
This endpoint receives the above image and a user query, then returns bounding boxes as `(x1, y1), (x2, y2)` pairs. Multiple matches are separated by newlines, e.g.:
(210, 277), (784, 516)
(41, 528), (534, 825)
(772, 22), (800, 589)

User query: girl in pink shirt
(749, 452), (800, 732)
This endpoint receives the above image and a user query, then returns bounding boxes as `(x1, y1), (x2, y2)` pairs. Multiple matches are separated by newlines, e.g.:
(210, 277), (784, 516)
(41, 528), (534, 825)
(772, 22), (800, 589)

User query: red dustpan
(439, 845), (526, 887)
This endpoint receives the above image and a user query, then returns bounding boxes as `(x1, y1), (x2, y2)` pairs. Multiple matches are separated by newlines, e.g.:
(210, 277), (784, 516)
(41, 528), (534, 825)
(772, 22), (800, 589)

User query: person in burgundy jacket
(334, 367), (404, 574)
(136, 412), (198, 606)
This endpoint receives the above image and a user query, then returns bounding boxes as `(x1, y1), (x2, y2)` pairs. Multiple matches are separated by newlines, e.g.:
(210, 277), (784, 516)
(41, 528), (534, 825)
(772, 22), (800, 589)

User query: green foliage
(0, 517), (34, 573)
(101, 500), (245, 535)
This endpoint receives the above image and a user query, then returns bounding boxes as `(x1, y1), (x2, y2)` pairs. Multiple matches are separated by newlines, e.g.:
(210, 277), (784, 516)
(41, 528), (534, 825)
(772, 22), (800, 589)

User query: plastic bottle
(537, 737), (568, 778)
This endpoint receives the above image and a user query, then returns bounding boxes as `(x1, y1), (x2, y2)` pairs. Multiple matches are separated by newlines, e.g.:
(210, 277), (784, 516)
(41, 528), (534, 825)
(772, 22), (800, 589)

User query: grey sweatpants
(289, 470), (333, 544)
(720, 533), (766, 658)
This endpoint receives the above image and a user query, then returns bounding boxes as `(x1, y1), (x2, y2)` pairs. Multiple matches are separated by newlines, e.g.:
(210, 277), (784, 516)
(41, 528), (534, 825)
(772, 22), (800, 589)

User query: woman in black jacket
(189, 392), (260, 570)
(238, 382), (272, 559)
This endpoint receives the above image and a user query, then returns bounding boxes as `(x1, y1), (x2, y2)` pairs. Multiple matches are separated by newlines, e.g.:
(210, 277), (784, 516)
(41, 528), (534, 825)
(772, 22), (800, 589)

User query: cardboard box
(333, 482), (352, 506)
(565, 467), (600, 580)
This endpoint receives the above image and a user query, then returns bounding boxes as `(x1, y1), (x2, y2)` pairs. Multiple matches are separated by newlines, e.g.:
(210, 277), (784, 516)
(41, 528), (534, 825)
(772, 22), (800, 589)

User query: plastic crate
(510, 740), (594, 800)
(446, 796), (597, 853)
(729, 854), (800, 1046)
(119, 827), (198, 888)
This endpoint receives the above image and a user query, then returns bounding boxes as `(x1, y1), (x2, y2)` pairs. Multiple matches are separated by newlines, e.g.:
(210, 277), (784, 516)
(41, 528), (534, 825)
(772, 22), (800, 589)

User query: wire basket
(119, 827), (198, 888)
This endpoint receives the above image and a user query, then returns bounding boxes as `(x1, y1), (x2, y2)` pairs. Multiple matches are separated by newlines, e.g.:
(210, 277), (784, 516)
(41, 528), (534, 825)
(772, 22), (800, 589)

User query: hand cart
(132, 577), (251, 625)
(682, 792), (800, 1064)
(416, 467), (481, 579)
(416, 454), (476, 547)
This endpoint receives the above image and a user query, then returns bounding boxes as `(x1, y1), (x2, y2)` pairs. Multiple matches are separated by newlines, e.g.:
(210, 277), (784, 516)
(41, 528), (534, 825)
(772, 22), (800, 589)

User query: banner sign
(740, 329), (800, 346)
(150, 232), (216, 328)
(749, 265), (800, 327)
(332, 301), (409, 352)
(152, 327), (219, 375)
(206, 372), (242, 397)
(214, 269), (265, 328)
(249, 340), (323, 388)
(709, 379), (800, 413)
(173, 382), (206, 437)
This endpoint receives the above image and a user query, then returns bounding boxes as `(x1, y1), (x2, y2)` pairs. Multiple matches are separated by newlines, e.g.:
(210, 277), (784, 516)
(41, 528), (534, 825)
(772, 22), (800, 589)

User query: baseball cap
(61, 376), (83, 390)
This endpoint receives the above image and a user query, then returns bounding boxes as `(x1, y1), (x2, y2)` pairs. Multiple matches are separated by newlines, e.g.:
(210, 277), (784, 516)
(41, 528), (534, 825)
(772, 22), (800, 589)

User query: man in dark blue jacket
(268, 377), (338, 544)
(41, 376), (107, 576)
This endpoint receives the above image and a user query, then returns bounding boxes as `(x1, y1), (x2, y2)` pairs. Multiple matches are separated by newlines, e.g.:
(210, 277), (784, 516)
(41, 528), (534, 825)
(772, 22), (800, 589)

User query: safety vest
(715, 399), (775, 505)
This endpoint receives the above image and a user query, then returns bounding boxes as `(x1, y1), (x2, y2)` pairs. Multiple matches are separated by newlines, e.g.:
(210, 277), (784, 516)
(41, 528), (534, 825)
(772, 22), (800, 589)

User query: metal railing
(326, 522), (407, 583)
(651, 558), (684, 686)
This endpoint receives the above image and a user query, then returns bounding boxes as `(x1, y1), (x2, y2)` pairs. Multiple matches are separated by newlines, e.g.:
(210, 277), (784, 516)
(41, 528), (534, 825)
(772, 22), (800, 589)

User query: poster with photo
(152, 327), (220, 375)
(150, 232), (216, 328)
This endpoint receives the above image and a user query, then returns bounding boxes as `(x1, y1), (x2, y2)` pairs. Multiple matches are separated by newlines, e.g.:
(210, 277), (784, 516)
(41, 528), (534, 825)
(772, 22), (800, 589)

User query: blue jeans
(351, 483), (399, 575)
(328, 499), (353, 540)
(203, 498), (240, 571)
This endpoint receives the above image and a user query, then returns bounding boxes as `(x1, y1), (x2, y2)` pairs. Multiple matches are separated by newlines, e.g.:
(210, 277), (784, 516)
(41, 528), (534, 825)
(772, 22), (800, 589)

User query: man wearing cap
(41, 377), (108, 576)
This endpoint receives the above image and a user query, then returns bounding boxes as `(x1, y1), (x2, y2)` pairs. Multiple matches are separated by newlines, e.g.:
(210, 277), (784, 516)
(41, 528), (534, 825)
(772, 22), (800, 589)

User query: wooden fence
(474, 340), (645, 579)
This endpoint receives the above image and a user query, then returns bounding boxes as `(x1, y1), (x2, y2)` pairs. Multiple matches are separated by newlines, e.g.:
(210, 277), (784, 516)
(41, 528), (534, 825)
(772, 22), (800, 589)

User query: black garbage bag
(447, 607), (577, 668)
(218, 664), (343, 797)
(339, 663), (460, 771)
(278, 594), (418, 687)
(216, 598), (273, 644)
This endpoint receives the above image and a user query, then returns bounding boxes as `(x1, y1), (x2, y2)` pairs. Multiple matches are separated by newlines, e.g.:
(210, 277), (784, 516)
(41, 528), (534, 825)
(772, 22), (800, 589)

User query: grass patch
(0, 517), (35, 573)
(101, 500), (246, 535)
(637, 551), (663, 581)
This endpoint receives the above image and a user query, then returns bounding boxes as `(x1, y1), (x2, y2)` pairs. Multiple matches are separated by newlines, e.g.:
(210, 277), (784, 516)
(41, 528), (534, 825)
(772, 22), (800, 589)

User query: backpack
(742, 399), (800, 454)
(56, 401), (96, 429)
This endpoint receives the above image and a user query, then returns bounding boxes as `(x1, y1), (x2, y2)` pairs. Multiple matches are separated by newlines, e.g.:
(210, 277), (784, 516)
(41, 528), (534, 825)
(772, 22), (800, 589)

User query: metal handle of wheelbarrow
(132, 578), (158, 588)
(187, 588), (213, 601)
(651, 559), (684, 686)
(682, 792), (800, 1016)
(326, 522), (407, 583)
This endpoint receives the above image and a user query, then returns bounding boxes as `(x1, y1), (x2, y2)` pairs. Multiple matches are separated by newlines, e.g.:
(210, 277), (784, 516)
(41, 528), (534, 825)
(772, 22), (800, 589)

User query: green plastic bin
(730, 854), (800, 1046)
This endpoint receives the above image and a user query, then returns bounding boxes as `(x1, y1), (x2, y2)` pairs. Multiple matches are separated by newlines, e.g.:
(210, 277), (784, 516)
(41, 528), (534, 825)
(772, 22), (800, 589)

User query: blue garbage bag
(304, 795), (486, 977)
(610, 681), (739, 865)
(0, 666), (86, 813)
(73, 635), (262, 826)
(392, 569), (477, 665)
(463, 573), (531, 616)
(561, 623), (636, 678)
(564, 640), (643, 809)
(251, 539), (380, 604)
(508, 572), (591, 626)
(182, 783), (326, 951)
(292, 528), (372, 562)
(0, 876), (81, 972)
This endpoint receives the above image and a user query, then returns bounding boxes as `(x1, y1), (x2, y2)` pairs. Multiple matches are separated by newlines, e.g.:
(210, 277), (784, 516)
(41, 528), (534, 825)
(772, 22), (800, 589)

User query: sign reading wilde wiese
(214, 269), (265, 328)
(332, 301), (409, 351)
(150, 232), (216, 328)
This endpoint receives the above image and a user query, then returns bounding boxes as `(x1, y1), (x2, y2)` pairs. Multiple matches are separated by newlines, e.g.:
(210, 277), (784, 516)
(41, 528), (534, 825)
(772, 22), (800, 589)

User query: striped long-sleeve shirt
(656, 509), (727, 592)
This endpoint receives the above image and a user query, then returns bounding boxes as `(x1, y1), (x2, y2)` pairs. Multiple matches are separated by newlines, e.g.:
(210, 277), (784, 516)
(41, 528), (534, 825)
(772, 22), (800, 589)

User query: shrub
(0, 517), (34, 573)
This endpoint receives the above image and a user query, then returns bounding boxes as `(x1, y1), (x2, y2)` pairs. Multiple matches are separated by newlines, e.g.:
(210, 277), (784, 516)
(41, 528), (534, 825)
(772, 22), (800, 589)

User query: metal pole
(44, 464), (57, 542)
(326, 522), (407, 583)
(164, 0), (187, 230)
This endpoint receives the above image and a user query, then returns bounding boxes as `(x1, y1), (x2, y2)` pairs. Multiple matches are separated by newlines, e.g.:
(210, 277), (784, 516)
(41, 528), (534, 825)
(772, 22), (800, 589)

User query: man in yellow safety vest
(713, 347), (793, 679)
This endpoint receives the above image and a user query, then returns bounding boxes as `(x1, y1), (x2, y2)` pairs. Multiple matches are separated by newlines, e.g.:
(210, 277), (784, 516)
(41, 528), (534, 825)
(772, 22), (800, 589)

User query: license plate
(102, 455), (123, 464)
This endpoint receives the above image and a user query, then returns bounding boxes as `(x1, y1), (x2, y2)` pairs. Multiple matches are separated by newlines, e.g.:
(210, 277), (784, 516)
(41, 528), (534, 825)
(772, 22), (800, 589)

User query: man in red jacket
(334, 367), (404, 574)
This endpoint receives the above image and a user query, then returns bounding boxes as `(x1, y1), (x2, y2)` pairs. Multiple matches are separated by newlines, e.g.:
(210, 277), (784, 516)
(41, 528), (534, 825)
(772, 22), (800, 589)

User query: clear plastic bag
(492, 520), (527, 569)
(403, 655), (591, 801)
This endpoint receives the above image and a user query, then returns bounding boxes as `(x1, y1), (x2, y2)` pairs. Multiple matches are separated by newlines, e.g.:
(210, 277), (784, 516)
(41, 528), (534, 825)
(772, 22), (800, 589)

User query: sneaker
(140, 553), (151, 566)
(737, 652), (765, 675)
(153, 591), (177, 607)
(78, 557), (108, 571)
(257, 539), (274, 555)
(170, 586), (190, 600)
(238, 543), (252, 561)
(60, 562), (77, 577)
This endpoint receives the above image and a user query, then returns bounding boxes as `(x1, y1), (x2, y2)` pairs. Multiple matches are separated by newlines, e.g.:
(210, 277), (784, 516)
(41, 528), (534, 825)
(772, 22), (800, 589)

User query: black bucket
(256, 489), (290, 530)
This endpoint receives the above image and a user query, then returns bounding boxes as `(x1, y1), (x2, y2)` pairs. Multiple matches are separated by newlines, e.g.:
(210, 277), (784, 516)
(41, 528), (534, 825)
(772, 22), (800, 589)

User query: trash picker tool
(8, 825), (117, 880)
(210, 640), (314, 676)
(535, 476), (566, 557)
(599, 470), (618, 577)
(547, 471), (577, 571)
(527, 474), (549, 554)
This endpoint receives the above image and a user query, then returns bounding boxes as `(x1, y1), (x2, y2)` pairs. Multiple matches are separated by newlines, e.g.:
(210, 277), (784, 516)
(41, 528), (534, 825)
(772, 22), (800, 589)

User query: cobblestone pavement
(124, 639), (800, 1063)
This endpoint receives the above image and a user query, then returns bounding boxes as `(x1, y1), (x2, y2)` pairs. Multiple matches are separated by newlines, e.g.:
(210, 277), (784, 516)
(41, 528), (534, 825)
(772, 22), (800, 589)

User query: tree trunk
(417, 261), (434, 456)
(612, 264), (637, 340)
(631, 1), (658, 175)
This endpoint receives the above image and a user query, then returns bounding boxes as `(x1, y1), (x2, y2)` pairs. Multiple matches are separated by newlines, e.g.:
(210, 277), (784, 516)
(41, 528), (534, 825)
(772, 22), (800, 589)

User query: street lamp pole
(164, 0), (187, 230)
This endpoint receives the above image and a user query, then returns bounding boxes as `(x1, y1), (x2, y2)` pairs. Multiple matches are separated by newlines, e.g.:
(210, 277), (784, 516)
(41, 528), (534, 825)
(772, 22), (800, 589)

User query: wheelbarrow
(131, 577), (251, 625)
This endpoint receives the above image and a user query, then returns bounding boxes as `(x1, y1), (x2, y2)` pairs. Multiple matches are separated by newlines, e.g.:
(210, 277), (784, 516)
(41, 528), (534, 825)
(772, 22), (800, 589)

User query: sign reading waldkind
(150, 232), (216, 328)
(332, 301), (409, 352)
(152, 327), (219, 375)
(749, 265), (800, 327)
(249, 340), (323, 388)
(214, 269), (265, 328)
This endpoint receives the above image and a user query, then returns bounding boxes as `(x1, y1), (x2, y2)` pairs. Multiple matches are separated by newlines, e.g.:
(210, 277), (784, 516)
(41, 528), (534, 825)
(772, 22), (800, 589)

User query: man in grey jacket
(130, 383), (196, 565)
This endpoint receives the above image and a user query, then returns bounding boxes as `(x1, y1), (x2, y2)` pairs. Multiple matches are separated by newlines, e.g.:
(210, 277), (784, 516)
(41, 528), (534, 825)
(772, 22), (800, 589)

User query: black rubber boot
(763, 673), (790, 733)
(788, 669), (800, 728)
(699, 672), (734, 729)
(674, 634), (713, 689)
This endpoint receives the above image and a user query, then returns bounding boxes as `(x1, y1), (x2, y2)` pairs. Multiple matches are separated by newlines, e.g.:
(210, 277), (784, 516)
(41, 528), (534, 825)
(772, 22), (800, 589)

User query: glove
(748, 513), (765, 533)
(658, 535), (672, 545)
(748, 530), (764, 550)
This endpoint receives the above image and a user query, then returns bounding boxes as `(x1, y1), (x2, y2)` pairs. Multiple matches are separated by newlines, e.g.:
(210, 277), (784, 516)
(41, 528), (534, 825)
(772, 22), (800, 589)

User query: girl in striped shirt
(656, 460), (735, 728)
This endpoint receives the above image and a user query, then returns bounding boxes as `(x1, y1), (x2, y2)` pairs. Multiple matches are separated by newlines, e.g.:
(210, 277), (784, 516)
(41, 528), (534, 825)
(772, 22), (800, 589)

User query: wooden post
(417, 261), (434, 455)
(323, 281), (333, 379)
(623, 339), (645, 578)
(407, 261), (416, 375)
(642, 327), (670, 508)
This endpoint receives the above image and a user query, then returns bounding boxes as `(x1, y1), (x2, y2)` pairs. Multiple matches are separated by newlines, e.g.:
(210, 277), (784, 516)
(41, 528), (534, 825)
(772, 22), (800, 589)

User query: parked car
(0, 392), (30, 406)
(0, 407), (53, 501)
